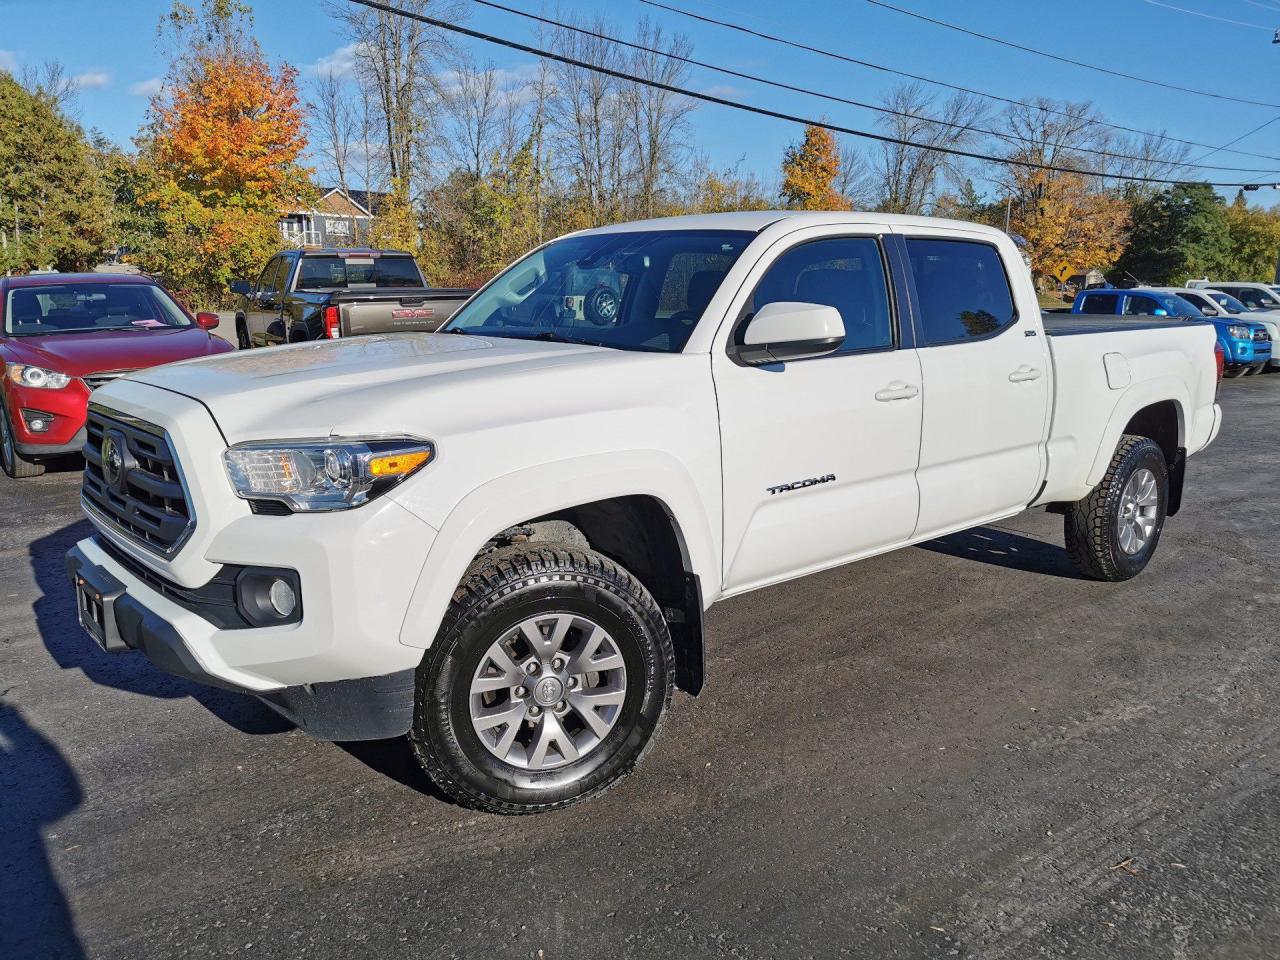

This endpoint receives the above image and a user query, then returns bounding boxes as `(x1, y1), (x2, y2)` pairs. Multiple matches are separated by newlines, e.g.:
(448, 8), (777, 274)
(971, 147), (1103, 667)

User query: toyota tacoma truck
(66, 212), (1222, 814)
(229, 248), (474, 347)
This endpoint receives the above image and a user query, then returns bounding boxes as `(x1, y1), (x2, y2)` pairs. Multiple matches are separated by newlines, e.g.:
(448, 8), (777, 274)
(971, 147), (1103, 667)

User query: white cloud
(72, 70), (111, 91)
(700, 84), (741, 100)
(306, 42), (363, 79)
(130, 76), (165, 97)
(0, 50), (18, 74)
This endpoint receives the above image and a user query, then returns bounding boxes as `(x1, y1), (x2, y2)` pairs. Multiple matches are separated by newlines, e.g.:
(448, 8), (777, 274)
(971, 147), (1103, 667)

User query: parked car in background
(230, 249), (474, 348)
(1163, 287), (1280, 372)
(0, 273), (233, 478)
(1073, 287), (1270, 377)
(68, 212), (1222, 813)
(1187, 280), (1280, 313)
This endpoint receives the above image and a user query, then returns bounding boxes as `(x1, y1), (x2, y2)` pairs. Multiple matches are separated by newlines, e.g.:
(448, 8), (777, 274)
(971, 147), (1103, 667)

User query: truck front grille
(1255, 330), (1271, 343)
(82, 406), (194, 556)
(83, 370), (134, 391)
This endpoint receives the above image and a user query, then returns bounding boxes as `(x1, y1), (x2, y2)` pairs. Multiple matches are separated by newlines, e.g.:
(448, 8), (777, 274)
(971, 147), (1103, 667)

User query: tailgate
(336, 289), (474, 337)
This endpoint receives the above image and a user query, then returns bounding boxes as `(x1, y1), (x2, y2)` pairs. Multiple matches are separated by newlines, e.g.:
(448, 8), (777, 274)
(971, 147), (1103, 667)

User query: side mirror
(1200, 305), (1219, 316)
(1153, 308), (1168, 316)
(230, 279), (252, 296)
(195, 311), (220, 330)
(733, 301), (845, 365)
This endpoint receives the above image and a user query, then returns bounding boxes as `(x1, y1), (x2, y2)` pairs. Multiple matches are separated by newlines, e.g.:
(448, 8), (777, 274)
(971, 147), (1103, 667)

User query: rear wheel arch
(1120, 399), (1186, 515)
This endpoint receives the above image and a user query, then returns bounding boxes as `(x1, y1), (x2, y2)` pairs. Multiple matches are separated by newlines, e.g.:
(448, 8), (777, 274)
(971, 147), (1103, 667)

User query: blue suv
(1073, 287), (1271, 377)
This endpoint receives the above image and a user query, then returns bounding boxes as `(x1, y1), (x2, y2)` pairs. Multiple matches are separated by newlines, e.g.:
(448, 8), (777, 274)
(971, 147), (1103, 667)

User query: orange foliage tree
(780, 124), (851, 211)
(132, 1), (310, 305)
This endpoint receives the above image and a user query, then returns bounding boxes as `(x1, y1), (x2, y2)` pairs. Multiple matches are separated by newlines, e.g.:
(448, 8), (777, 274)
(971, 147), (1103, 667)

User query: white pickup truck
(67, 212), (1222, 813)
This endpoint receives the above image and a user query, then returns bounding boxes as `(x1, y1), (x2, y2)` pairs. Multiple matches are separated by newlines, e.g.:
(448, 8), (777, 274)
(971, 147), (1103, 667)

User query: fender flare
(1085, 376), (1188, 488)
(395, 449), (720, 650)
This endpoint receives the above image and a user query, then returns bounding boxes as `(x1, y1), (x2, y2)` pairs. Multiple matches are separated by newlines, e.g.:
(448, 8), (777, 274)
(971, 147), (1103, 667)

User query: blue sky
(3, 0), (1280, 202)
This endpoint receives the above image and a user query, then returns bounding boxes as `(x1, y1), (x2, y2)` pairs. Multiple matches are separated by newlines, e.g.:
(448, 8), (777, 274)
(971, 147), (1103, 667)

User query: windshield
(296, 255), (423, 290)
(1228, 286), (1280, 310)
(1206, 291), (1248, 315)
(442, 229), (755, 352)
(4, 282), (193, 336)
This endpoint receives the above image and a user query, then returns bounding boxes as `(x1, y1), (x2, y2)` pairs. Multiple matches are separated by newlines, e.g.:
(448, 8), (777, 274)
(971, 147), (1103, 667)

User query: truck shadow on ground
(918, 525), (1082, 580)
(28, 520), (292, 736)
(0, 701), (86, 960)
(335, 738), (456, 804)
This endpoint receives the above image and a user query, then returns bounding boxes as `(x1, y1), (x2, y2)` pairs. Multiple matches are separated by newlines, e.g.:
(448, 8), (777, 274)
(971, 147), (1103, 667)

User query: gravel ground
(2, 374), (1278, 960)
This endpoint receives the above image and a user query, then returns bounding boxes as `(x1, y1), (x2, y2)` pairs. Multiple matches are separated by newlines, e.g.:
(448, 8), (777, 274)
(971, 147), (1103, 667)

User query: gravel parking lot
(2, 375), (1278, 960)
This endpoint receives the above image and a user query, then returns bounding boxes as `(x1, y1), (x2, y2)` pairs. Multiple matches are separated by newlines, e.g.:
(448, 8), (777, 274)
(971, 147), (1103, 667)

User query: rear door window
(905, 238), (1016, 345)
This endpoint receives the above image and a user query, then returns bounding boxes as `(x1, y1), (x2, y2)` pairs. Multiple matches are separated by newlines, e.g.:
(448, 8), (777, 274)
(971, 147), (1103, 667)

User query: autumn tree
(781, 124), (849, 211)
(0, 72), (110, 272)
(1007, 169), (1129, 285)
(133, 0), (310, 305)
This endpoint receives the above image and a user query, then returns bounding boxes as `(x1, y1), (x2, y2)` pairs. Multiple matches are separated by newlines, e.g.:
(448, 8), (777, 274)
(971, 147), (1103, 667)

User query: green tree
(1220, 192), (1280, 281)
(1114, 182), (1229, 285)
(0, 72), (110, 272)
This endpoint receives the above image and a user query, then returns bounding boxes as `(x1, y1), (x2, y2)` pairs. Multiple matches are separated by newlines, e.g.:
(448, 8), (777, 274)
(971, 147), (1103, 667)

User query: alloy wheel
(469, 612), (627, 770)
(1117, 467), (1159, 555)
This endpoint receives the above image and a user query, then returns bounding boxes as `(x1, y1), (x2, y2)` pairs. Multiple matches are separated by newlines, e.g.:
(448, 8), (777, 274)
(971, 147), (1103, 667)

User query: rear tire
(0, 403), (45, 479)
(411, 543), (674, 814)
(1064, 435), (1168, 582)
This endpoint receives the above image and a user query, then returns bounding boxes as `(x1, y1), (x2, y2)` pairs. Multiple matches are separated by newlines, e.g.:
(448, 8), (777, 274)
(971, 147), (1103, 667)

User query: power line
(1193, 114), (1280, 164)
(344, 0), (1273, 188)
(467, 0), (1280, 174)
(639, 0), (1280, 163)
(865, 0), (1280, 108)
(1142, 0), (1273, 31)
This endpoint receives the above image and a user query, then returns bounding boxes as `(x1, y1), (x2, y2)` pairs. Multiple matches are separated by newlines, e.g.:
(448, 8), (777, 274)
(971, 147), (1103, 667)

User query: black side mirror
(230, 279), (252, 296)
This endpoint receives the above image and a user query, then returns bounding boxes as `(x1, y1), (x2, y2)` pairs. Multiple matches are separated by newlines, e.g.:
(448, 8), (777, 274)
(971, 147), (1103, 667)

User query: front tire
(236, 318), (250, 350)
(411, 543), (674, 814)
(1064, 435), (1168, 582)
(0, 402), (45, 478)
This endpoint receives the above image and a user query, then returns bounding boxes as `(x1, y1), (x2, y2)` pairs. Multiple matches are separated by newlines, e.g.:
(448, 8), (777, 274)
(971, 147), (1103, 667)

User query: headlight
(1227, 325), (1251, 339)
(223, 437), (434, 512)
(6, 364), (71, 389)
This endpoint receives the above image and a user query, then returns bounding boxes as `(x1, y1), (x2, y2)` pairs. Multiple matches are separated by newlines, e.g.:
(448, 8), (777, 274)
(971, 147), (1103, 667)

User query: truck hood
(3, 327), (230, 377)
(119, 333), (620, 441)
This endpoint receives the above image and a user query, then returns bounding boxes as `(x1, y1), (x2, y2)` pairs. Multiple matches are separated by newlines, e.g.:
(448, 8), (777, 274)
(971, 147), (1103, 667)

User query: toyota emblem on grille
(101, 430), (128, 493)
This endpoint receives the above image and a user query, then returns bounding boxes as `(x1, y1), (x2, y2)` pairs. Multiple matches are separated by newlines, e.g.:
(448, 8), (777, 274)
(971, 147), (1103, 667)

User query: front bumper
(66, 540), (418, 740)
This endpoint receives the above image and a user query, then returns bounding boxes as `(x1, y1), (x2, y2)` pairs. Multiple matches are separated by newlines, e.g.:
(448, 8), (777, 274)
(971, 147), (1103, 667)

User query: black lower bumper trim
(257, 670), (417, 742)
(17, 426), (88, 457)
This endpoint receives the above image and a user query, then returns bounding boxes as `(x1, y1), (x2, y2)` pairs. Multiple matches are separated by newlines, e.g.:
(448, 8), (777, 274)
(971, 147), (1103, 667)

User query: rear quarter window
(1079, 293), (1117, 314)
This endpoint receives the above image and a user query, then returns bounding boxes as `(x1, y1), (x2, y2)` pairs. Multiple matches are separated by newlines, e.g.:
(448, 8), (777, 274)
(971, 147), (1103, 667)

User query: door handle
(1008, 365), (1043, 383)
(874, 381), (920, 402)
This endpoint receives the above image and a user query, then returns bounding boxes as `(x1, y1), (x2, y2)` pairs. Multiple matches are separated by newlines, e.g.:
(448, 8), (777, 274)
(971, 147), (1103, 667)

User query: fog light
(234, 567), (302, 627)
(268, 578), (297, 618)
(20, 409), (53, 433)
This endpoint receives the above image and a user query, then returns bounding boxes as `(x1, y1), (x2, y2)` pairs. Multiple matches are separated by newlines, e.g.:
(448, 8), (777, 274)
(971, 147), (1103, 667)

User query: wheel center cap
(532, 675), (564, 707)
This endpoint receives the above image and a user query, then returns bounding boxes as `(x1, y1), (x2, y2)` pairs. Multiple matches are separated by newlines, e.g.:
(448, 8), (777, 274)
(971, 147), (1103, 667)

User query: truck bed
(1041, 312), (1210, 336)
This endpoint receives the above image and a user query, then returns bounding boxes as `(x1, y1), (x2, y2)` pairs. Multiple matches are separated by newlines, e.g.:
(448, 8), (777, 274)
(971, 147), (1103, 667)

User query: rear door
(714, 225), (924, 593)
(901, 230), (1052, 538)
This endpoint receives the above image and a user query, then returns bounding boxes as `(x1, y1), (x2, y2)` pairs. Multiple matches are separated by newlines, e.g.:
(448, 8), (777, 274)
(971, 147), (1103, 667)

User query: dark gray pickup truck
(229, 248), (474, 348)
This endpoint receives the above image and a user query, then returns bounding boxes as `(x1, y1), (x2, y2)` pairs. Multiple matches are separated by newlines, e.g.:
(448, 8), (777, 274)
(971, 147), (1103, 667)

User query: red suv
(0, 273), (234, 478)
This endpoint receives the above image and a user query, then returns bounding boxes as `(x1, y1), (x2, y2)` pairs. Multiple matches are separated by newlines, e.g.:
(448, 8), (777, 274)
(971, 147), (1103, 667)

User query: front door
(247, 255), (289, 346)
(900, 230), (1052, 538)
(714, 228), (924, 594)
